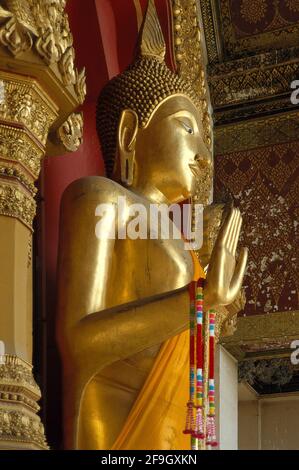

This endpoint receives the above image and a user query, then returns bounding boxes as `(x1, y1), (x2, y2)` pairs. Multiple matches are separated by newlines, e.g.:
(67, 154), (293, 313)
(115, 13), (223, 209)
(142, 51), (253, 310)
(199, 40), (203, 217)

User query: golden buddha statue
(56, 0), (248, 450)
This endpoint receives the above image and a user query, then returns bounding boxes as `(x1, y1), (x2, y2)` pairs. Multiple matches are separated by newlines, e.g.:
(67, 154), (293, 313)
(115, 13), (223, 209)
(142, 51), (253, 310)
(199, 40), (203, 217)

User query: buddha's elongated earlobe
(117, 109), (139, 186)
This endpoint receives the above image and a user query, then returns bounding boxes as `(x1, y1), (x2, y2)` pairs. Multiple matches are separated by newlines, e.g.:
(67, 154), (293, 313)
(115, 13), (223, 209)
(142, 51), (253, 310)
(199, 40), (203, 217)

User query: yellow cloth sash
(112, 252), (204, 450)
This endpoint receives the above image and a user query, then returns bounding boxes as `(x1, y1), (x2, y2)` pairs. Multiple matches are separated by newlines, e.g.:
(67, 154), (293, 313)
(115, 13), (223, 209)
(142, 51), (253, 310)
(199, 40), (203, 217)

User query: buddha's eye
(181, 121), (194, 135)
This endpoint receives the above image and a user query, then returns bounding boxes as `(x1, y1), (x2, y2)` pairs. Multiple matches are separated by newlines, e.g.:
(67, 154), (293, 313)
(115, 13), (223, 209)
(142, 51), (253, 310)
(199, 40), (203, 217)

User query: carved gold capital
(0, 72), (58, 230)
(0, 181), (36, 230)
(0, 71), (58, 145)
(0, 355), (48, 449)
(0, 125), (44, 179)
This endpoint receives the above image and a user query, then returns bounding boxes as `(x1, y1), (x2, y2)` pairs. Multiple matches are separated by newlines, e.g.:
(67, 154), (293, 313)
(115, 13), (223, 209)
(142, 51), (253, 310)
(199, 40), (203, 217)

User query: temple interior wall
(239, 386), (299, 450)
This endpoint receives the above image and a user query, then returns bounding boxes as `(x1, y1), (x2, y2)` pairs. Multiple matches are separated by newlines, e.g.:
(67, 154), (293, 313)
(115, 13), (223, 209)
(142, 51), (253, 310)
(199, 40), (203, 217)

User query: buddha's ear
(117, 109), (139, 186)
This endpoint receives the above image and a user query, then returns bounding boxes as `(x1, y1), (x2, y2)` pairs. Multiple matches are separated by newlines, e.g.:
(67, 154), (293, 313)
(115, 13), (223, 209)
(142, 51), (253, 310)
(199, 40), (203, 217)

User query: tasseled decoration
(206, 309), (218, 448)
(183, 282), (196, 436)
(206, 414), (217, 448)
(184, 282), (218, 449)
(194, 406), (204, 440)
(192, 279), (205, 442)
(183, 401), (195, 436)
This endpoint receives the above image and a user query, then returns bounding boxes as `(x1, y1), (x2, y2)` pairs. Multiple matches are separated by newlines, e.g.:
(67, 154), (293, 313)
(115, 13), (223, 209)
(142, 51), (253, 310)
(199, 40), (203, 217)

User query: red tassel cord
(184, 281), (218, 449)
(206, 309), (218, 448)
(183, 282), (196, 436)
(192, 279), (205, 442)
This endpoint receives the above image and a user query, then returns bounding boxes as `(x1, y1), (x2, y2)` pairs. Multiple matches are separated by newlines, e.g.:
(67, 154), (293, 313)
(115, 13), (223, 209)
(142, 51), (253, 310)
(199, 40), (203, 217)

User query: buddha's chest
(105, 236), (193, 307)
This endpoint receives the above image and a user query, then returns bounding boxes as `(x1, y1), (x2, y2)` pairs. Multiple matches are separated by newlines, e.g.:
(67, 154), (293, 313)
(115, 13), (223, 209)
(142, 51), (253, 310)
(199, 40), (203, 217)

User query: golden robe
(111, 252), (204, 450)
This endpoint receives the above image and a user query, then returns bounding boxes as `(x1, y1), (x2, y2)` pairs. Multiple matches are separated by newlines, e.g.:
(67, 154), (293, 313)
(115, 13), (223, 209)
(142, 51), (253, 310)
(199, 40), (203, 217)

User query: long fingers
(229, 247), (248, 301)
(219, 207), (239, 247)
(229, 213), (243, 256)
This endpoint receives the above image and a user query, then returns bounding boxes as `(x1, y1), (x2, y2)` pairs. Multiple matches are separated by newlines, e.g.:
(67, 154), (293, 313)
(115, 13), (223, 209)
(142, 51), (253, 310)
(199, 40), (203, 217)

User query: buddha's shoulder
(62, 176), (134, 205)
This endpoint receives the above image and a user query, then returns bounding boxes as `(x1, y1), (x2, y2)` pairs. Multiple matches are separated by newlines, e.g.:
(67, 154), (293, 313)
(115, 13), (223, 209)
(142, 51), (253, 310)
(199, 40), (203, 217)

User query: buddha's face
(116, 95), (213, 204)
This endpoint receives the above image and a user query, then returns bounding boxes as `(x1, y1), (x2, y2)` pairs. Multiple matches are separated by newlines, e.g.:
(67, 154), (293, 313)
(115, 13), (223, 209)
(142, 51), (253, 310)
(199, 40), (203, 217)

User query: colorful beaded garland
(193, 279), (204, 443)
(183, 280), (218, 449)
(183, 282), (196, 438)
(206, 309), (218, 447)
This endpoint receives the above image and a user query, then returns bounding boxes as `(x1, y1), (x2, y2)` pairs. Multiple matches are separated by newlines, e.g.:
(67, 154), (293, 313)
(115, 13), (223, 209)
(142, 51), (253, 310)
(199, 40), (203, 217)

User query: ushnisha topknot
(96, 0), (200, 178)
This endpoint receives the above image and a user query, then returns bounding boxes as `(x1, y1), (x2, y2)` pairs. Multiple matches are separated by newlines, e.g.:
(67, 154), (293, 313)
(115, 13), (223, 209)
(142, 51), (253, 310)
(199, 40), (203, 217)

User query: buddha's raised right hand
(204, 207), (248, 309)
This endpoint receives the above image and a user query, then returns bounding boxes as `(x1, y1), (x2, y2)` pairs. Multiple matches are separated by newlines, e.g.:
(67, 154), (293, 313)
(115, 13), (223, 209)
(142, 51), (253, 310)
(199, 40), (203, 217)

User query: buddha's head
(97, 0), (212, 204)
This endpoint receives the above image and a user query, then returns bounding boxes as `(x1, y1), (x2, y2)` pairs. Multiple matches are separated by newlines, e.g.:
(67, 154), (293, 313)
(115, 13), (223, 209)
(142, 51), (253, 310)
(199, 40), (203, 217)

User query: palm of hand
(204, 207), (248, 309)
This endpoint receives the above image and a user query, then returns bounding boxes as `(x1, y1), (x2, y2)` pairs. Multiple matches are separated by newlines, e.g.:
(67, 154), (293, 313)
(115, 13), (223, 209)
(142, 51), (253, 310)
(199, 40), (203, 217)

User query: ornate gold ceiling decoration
(201, 0), (299, 61)
(200, 0), (220, 64)
(199, 0), (299, 124)
(210, 61), (299, 109)
(240, 0), (268, 25)
(286, 0), (299, 13)
(198, 1), (299, 350)
(215, 110), (299, 155)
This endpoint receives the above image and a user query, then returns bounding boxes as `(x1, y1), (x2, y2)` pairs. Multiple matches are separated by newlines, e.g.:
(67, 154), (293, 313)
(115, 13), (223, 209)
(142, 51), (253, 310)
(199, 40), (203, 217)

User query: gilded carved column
(0, 0), (85, 449)
(171, 0), (213, 150)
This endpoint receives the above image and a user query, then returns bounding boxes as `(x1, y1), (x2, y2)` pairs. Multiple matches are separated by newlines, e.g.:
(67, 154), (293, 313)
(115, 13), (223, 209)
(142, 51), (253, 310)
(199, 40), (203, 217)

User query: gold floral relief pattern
(0, 409), (47, 448)
(0, 181), (36, 230)
(0, 0), (71, 63)
(0, 77), (58, 145)
(57, 112), (83, 152)
(75, 67), (87, 105)
(0, 125), (43, 178)
(59, 46), (77, 86)
(0, 355), (48, 449)
(0, 0), (86, 106)
(0, 163), (37, 196)
(0, 356), (38, 392)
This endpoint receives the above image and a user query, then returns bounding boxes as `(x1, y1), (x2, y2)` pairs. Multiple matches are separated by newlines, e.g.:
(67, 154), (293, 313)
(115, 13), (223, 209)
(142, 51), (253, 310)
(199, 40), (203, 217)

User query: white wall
(216, 346), (238, 450)
(239, 387), (299, 450)
(261, 397), (299, 450)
